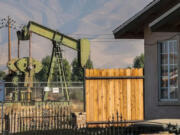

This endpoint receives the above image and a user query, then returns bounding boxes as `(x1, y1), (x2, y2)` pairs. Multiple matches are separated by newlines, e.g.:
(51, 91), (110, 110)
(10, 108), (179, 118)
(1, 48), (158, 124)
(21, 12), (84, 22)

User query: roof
(113, 0), (180, 39)
(149, 3), (180, 32)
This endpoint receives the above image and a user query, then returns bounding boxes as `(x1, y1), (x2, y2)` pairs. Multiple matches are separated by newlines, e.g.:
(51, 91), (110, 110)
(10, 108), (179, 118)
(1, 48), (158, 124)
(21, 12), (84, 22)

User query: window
(160, 40), (178, 101)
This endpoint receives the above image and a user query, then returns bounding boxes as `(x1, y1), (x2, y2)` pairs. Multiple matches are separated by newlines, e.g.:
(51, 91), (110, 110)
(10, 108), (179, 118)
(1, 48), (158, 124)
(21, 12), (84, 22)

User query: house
(113, 0), (180, 120)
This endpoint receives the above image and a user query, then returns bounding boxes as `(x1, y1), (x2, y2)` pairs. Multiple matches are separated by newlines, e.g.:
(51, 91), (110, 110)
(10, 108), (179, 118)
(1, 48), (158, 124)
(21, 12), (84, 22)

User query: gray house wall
(144, 26), (180, 119)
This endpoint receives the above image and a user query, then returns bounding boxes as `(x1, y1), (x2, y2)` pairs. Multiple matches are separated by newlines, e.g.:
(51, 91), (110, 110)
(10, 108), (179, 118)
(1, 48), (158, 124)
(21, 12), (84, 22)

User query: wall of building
(144, 26), (180, 119)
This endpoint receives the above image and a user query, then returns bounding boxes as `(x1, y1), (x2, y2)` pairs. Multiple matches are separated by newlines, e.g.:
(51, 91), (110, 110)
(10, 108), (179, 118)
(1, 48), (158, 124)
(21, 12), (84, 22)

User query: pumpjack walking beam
(17, 21), (90, 67)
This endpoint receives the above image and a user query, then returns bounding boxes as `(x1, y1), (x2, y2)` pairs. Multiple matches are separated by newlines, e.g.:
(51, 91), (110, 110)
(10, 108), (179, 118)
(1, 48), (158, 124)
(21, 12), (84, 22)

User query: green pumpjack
(17, 21), (90, 102)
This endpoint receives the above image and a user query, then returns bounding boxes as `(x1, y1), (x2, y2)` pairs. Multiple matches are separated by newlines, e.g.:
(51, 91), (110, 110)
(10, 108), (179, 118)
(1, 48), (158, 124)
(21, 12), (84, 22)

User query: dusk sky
(0, 0), (152, 70)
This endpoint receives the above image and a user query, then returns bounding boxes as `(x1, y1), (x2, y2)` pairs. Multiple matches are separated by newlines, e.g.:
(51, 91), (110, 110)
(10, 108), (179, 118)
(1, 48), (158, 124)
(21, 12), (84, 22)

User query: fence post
(83, 68), (86, 112)
(4, 114), (9, 135)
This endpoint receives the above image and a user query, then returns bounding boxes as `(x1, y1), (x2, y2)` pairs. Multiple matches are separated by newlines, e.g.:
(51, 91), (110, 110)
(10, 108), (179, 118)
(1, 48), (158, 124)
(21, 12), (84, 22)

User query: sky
(0, 0), (152, 70)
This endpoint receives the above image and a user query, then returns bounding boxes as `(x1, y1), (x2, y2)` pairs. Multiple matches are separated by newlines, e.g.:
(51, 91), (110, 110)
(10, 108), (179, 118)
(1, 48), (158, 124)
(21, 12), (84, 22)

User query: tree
(35, 56), (71, 82)
(133, 53), (144, 68)
(0, 71), (6, 80)
(35, 56), (50, 82)
(71, 58), (93, 81)
(61, 58), (71, 82)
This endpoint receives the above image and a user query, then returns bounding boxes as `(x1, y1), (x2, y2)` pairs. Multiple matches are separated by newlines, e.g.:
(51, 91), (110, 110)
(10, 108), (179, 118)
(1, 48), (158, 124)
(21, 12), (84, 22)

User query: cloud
(0, 0), (153, 70)
(0, 0), (78, 67)
(74, 0), (152, 68)
(90, 39), (144, 68)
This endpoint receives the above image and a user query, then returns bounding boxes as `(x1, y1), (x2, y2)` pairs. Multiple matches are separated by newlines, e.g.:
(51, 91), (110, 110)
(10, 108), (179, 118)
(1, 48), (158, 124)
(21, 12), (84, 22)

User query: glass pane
(170, 88), (178, 99)
(174, 42), (178, 54)
(161, 88), (168, 99)
(170, 76), (178, 87)
(171, 65), (178, 73)
(174, 54), (178, 64)
(170, 65), (178, 87)
(161, 66), (168, 76)
(169, 42), (174, 54)
(169, 40), (173, 46)
(170, 65), (178, 75)
(161, 76), (168, 87)
(169, 53), (174, 64)
(161, 42), (168, 54)
(169, 41), (177, 64)
(161, 54), (168, 64)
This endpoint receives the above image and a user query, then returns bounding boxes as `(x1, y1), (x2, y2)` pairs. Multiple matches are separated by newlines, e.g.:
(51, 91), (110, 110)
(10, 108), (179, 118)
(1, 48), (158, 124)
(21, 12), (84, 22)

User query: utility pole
(18, 40), (20, 58)
(8, 16), (11, 65)
(0, 16), (23, 73)
(27, 32), (32, 101)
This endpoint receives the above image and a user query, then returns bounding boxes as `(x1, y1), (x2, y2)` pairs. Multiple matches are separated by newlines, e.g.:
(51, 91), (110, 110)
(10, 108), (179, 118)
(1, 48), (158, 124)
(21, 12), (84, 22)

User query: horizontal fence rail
(85, 76), (144, 80)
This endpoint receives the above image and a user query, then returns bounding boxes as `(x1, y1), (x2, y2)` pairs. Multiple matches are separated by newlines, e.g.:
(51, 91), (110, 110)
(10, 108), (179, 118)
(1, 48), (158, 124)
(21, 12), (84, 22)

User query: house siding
(144, 26), (180, 119)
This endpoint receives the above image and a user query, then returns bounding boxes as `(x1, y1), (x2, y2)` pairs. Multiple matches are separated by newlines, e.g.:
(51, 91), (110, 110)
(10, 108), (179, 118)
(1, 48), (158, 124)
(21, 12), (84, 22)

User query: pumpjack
(10, 21), (90, 102)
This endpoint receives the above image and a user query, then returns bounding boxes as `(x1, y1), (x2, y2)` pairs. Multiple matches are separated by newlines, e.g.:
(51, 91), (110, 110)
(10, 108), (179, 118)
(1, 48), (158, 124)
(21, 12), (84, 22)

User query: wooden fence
(85, 68), (144, 122)
(0, 103), (71, 134)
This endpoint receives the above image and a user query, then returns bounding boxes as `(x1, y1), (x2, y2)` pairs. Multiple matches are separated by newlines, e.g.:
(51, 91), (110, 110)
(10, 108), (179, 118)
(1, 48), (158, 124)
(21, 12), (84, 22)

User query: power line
(85, 37), (116, 40)
(89, 34), (180, 43)
(67, 33), (113, 36)
(90, 40), (125, 42)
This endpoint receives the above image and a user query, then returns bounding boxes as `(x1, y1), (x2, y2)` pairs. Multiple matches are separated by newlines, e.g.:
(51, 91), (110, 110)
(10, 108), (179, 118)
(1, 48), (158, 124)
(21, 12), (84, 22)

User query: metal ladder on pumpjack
(46, 42), (69, 102)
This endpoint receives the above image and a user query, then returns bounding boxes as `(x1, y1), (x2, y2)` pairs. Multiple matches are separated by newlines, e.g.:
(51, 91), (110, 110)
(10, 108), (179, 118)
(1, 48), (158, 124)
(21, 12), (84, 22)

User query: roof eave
(114, 33), (144, 39)
(149, 3), (180, 32)
(113, 0), (160, 38)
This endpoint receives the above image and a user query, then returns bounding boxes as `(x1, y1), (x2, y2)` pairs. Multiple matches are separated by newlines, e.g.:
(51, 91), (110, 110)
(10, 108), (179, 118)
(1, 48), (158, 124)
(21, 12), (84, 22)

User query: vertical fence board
(86, 69), (90, 122)
(102, 70), (107, 122)
(119, 69), (124, 119)
(86, 68), (144, 122)
(114, 69), (119, 121)
(109, 69), (114, 120)
(135, 69), (140, 120)
(122, 69), (127, 120)
(98, 70), (103, 123)
(139, 68), (144, 120)
(106, 70), (110, 121)
(93, 69), (98, 122)
(126, 69), (131, 121)
(89, 69), (94, 122)
(131, 69), (136, 120)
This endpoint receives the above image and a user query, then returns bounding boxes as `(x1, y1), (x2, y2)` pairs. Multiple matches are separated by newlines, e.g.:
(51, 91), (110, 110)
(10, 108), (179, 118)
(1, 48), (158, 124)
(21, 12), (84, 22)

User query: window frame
(158, 39), (179, 102)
